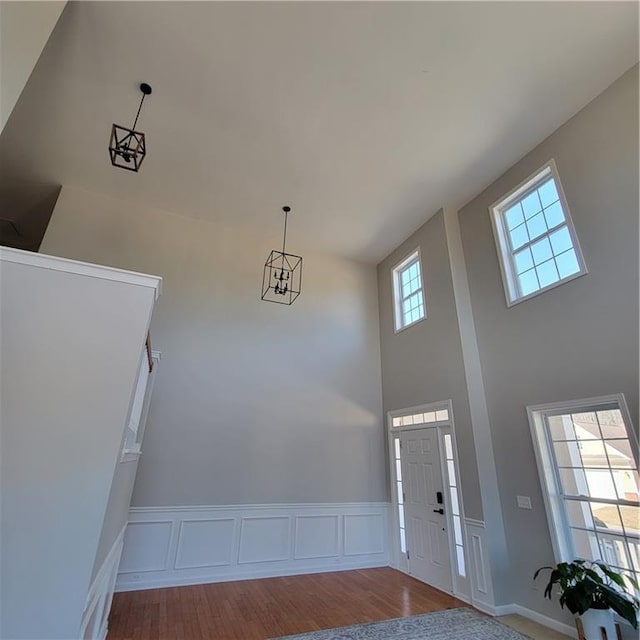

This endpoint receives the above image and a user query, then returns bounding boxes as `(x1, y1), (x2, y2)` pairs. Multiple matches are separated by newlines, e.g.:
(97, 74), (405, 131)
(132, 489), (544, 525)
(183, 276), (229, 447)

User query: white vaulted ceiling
(1, 1), (637, 261)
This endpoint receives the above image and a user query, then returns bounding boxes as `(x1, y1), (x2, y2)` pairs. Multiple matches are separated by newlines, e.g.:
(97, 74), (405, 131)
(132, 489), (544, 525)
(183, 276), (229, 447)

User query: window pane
(514, 247), (534, 274)
(398, 504), (405, 529)
(394, 438), (401, 457)
(606, 440), (636, 469)
(403, 277), (420, 296)
(397, 481), (403, 504)
(590, 503), (623, 532)
(456, 545), (466, 577)
(629, 540), (640, 572)
(435, 409), (448, 422)
(531, 237), (553, 264)
(522, 191), (542, 219)
(504, 203), (524, 230)
(424, 411), (436, 423)
(447, 461), (456, 486)
(555, 249), (580, 279)
(450, 487), (460, 515)
(518, 269), (539, 296)
(509, 224), (529, 250)
(538, 178), (559, 208)
(559, 467), (589, 496)
(553, 440), (582, 467)
(444, 434), (453, 459)
(536, 260), (559, 288)
(543, 201), (565, 228)
(578, 440), (608, 468)
(613, 469), (640, 502)
(395, 459), (402, 482)
(566, 500), (595, 530)
(400, 528), (406, 553)
(585, 469), (617, 500)
(572, 413), (600, 439)
(548, 415), (576, 440)
(571, 527), (600, 559)
(598, 410), (627, 439)
(598, 533), (632, 570)
(619, 506), (640, 535)
(549, 226), (572, 255)
(526, 212), (548, 241)
(453, 514), (463, 545)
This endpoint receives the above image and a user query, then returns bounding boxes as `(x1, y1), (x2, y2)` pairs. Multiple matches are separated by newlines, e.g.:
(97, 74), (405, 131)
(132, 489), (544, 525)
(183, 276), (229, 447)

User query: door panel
(399, 428), (452, 593)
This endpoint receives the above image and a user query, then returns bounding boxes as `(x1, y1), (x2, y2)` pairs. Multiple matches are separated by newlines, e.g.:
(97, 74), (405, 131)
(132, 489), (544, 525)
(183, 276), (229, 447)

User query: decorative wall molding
(80, 525), (126, 640)
(464, 518), (496, 614)
(116, 503), (389, 592)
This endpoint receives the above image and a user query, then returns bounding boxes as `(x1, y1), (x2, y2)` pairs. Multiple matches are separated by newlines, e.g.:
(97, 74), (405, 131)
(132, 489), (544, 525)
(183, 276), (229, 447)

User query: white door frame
(387, 399), (470, 601)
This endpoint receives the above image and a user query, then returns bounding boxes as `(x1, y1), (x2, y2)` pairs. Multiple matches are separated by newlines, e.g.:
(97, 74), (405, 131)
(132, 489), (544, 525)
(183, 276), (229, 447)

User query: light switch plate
(517, 495), (532, 509)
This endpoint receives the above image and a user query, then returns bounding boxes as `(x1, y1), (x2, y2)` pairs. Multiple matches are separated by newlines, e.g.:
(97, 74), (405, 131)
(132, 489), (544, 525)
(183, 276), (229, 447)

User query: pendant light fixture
(109, 83), (152, 172)
(261, 206), (303, 305)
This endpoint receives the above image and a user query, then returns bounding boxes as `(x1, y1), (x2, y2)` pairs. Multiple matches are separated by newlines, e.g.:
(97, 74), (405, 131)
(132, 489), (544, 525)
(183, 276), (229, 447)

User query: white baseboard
(116, 502), (390, 592)
(471, 601), (576, 637)
(505, 604), (578, 638)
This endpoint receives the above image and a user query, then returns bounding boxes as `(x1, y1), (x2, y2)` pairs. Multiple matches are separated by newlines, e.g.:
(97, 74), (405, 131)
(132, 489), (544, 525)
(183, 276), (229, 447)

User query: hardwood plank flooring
(107, 568), (466, 640)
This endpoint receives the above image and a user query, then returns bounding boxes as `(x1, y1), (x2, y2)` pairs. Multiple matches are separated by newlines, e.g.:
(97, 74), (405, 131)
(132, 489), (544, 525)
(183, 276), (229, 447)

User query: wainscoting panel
(174, 518), (235, 569)
(116, 503), (389, 591)
(464, 518), (496, 614)
(118, 520), (173, 574)
(344, 513), (385, 556)
(239, 516), (291, 564)
(294, 515), (339, 560)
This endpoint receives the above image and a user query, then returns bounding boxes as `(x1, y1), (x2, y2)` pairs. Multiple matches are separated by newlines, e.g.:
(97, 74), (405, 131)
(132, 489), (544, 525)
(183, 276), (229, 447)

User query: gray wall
(41, 185), (386, 507)
(458, 66), (638, 616)
(377, 210), (483, 521)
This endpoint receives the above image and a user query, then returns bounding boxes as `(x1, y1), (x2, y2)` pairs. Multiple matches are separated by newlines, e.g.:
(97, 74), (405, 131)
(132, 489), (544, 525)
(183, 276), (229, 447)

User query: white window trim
(391, 248), (426, 333)
(489, 159), (588, 307)
(527, 393), (638, 564)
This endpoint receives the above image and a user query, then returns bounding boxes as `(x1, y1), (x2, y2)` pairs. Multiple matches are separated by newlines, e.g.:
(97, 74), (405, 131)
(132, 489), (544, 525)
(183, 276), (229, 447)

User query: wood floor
(107, 567), (466, 640)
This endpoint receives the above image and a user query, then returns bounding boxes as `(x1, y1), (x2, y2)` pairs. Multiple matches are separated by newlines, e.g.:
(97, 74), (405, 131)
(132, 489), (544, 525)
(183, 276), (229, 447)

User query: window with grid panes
(490, 160), (587, 306)
(529, 396), (640, 592)
(392, 250), (425, 331)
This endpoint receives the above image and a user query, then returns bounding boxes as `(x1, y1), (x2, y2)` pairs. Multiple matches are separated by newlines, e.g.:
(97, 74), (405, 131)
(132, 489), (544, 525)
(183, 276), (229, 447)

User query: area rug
(269, 607), (531, 639)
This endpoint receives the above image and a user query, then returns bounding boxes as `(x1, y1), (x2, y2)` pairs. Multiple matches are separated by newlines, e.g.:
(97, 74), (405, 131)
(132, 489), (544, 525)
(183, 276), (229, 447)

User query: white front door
(399, 428), (453, 593)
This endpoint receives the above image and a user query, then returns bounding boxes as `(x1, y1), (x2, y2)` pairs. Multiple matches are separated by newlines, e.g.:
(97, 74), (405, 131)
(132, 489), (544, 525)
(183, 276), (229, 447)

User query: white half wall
(116, 503), (390, 591)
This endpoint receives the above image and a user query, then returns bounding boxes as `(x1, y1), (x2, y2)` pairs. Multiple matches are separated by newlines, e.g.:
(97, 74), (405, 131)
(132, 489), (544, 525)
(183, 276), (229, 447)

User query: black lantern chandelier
(261, 206), (303, 305)
(109, 83), (152, 172)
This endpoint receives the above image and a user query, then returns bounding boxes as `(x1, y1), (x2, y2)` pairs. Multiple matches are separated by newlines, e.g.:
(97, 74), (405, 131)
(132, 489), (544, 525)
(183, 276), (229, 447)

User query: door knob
(433, 508), (444, 514)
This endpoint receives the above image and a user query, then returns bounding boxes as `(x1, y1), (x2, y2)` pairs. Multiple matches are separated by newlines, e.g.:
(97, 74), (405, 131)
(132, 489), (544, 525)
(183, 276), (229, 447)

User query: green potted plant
(534, 559), (640, 638)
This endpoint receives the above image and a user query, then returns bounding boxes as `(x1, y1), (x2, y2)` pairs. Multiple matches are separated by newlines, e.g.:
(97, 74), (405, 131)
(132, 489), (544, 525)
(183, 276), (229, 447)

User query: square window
(392, 250), (426, 331)
(490, 160), (587, 305)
